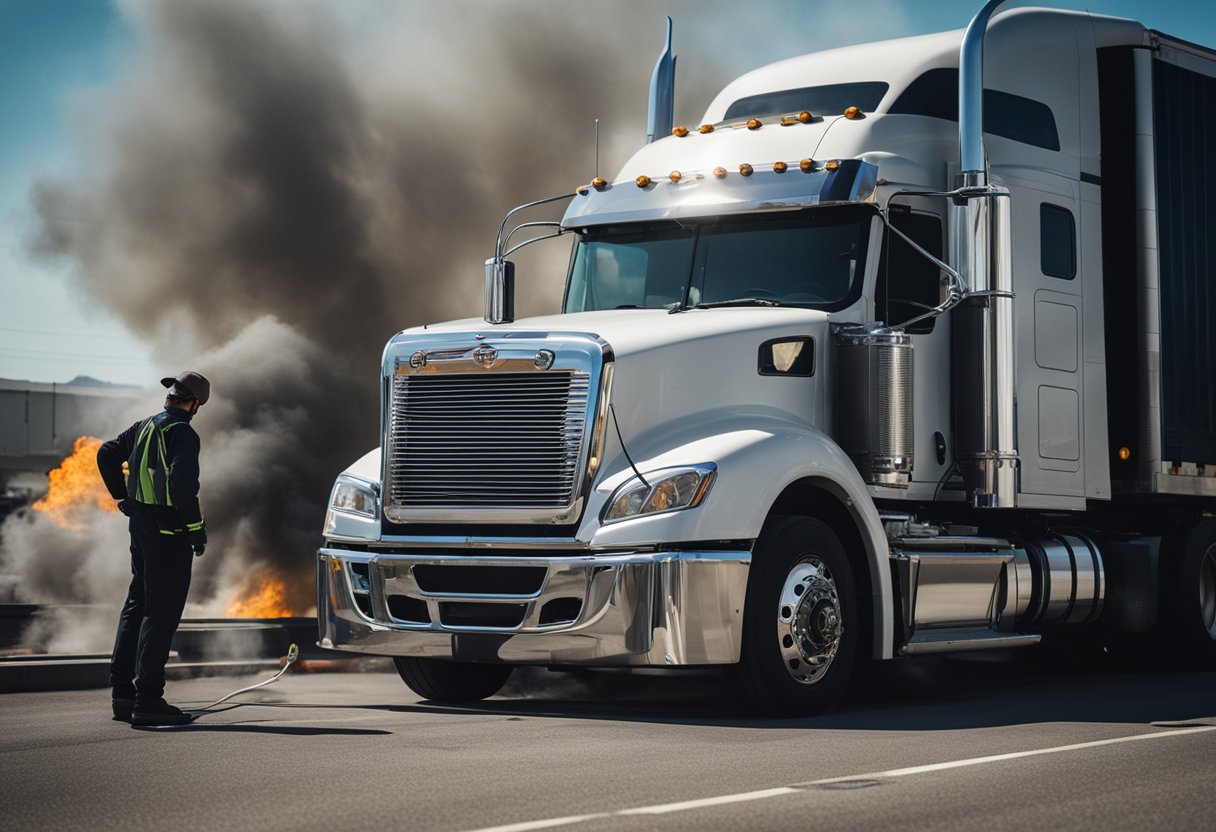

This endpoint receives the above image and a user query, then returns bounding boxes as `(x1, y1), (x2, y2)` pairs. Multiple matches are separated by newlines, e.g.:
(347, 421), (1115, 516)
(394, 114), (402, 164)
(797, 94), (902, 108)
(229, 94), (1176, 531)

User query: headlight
(602, 464), (716, 524)
(330, 476), (379, 518)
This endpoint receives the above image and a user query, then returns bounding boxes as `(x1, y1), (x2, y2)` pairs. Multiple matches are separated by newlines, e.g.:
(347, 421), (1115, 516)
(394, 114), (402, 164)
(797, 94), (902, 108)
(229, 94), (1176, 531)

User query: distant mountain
(62, 375), (139, 389)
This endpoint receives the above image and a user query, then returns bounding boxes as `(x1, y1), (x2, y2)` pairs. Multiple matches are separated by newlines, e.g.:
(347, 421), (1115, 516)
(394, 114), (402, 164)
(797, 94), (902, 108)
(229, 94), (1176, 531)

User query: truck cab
(318, 3), (1216, 715)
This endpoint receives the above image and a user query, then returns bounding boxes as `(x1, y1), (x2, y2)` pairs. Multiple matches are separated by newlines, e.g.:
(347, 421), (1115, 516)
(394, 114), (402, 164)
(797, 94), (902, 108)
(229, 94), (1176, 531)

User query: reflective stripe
(156, 430), (171, 507)
(186, 521), (205, 532)
(136, 420), (157, 504)
(159, 530), (177, 536)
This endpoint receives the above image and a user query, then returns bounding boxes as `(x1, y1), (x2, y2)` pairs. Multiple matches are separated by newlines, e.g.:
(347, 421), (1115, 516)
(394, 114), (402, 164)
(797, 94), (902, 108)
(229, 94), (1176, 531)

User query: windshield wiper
(692, 297), (784, 309)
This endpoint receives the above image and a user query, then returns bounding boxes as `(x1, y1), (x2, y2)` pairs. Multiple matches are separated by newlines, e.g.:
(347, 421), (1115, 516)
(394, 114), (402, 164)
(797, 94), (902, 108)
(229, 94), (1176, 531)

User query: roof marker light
(746, 118), (762, 130)
(798, 111), (813, 123)
(576, 187), (589, 196)
(799, 159), (814, 172)
(739, 163), (753, 176)
(773, 161), (788, 173)
(699, 124), (714, 134)
(843, 106), (862, 120)
(668, 171), (682, 183)
(780, 116), (797, 126)
(825, 159), (841, 172)
(636, 175), (652, 188)
(713, 166), (727, 179)
(592, 177), (608, 191)
(672, 125), (689, 137)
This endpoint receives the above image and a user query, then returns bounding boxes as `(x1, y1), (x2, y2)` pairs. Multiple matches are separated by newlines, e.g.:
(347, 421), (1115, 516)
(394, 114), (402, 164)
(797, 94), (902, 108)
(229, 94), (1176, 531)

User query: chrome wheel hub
(1201, 544), (1216, 641)
(776, 557), (842, 685)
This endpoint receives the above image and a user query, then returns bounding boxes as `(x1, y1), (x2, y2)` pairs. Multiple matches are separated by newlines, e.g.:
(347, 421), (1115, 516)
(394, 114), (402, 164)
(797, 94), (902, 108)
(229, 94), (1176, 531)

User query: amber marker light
(798, 111), (813, 123)
(773, 161), (788, 173)
(576, 187), (589, 196)
(668, 170), (682, 183)
(739, 163), (753, 176)
(713, 166), (728, 179)
(799, 159), (814, 172)
(672, 125), (690, 137)
(825, 159), (841, 172)
(780, 116), (797, 126)
(1118, 446), (1132, 461)
(592, 177), (608, 191)
(699, 123), (714, 134)
(747, 118), (762, 130)
(843, 106), (862, 120)
(636, 175), (652, 188)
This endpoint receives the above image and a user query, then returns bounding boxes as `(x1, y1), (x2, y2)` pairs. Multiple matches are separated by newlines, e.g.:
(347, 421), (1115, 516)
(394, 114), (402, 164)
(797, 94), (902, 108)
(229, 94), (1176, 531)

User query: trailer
(317, 1), (1216, 715)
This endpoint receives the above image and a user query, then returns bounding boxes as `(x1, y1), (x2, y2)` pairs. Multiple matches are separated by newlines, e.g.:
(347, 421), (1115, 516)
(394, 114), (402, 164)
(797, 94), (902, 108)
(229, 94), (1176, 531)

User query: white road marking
(807, 725), (1216, 783)
(461, 725), (1216, 832)
(469, 816), (605, 832)
(617, 787), (799, 815)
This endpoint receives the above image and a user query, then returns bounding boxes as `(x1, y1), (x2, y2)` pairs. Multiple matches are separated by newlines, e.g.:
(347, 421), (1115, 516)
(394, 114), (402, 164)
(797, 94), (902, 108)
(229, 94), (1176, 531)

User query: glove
(188, 529), (207, 558)
(117, 499), (134, 517)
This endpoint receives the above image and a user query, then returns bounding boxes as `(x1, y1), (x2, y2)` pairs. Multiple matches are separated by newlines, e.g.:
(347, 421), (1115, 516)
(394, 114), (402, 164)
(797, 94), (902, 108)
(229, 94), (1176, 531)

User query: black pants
(109, 526), (193, 701)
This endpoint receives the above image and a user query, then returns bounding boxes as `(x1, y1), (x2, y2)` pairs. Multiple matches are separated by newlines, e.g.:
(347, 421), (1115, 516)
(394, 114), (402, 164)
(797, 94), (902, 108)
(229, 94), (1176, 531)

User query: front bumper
(317, 547), (750, 666)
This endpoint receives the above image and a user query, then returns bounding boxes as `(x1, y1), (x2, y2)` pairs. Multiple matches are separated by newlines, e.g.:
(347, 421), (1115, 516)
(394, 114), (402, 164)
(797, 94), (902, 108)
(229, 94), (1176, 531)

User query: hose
(187, 643), (299, 720)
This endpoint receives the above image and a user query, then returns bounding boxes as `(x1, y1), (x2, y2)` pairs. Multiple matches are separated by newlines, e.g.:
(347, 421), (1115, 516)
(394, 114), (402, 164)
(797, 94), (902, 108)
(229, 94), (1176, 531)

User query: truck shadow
(386, 653), (1216, 731)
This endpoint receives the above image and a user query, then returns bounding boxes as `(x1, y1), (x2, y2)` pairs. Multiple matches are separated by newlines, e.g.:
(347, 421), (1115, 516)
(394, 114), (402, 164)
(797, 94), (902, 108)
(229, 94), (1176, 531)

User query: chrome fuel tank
(834, 325), (914, 487)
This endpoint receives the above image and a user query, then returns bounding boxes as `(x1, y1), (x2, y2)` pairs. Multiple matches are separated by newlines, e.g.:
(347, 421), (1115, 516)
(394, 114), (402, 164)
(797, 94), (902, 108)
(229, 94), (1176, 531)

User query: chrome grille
(387, 371), (590, 509)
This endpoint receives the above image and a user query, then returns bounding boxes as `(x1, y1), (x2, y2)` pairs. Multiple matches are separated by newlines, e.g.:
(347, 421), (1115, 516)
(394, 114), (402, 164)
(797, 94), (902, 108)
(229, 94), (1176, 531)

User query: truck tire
(1159, 519), (1216, 670)
(394, 658), (513, 702)
(731, 515), (858, 717)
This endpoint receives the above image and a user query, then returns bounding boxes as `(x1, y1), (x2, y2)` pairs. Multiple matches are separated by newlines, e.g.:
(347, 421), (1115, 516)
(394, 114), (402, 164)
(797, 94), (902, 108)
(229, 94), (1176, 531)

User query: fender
(586, 413), (894, 659)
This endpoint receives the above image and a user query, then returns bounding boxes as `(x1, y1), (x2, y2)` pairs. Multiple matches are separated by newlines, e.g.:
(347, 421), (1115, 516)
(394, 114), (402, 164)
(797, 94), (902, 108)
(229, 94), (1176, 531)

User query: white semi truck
(317, 1), (1216, 715)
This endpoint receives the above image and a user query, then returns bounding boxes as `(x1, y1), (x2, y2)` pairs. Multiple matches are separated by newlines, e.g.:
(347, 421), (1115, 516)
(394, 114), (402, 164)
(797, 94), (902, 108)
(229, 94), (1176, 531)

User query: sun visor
(562, 159), (878, 228)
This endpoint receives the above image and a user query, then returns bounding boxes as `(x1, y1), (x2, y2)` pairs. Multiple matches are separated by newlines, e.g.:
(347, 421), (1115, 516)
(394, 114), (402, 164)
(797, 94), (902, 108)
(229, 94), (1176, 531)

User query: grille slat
(387, 370), (590, 510)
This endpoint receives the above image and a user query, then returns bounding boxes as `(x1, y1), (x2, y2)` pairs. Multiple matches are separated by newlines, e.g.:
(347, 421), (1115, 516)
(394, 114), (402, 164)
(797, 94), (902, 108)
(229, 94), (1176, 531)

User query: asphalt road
(2, 652), (1214, 832)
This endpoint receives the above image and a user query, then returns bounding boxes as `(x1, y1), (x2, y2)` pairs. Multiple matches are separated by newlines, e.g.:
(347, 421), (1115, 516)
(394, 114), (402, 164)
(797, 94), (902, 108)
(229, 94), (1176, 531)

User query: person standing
(97, 371), (210, 727)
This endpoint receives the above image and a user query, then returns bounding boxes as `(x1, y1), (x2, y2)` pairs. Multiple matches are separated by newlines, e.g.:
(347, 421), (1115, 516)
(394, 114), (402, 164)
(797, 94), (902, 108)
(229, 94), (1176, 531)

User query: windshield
(563, 206), (872, 313)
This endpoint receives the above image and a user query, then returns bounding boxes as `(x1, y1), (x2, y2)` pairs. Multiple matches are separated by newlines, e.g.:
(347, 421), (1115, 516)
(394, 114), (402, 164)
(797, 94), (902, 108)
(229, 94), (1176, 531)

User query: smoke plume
(2, 0), (912, 645)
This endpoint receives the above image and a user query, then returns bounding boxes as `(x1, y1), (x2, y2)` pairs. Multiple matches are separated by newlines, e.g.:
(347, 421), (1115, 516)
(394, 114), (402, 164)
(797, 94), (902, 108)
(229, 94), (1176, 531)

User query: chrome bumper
(317, 547), (750, 666)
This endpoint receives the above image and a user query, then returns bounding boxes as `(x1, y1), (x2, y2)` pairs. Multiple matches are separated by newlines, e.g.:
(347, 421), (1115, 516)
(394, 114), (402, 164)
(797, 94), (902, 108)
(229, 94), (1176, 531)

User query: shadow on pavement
(213, 651), (1216, 732)
(132, 723), (392, 736)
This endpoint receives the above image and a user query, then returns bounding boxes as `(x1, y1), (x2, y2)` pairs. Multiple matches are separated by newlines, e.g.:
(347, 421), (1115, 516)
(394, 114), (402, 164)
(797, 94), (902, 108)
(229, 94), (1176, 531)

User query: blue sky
(1, 0), (1213, 385)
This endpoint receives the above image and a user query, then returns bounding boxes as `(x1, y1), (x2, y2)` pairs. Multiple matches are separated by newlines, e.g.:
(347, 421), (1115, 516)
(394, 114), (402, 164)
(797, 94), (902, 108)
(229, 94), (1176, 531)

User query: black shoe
(131, 698), (193, 727)
(112, 697), (135, 722)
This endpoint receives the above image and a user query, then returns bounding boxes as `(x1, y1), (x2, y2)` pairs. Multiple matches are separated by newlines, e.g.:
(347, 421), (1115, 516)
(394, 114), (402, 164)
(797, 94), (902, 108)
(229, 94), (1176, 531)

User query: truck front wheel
(732, 515), (858, 716)
(394, 658), (513, 703)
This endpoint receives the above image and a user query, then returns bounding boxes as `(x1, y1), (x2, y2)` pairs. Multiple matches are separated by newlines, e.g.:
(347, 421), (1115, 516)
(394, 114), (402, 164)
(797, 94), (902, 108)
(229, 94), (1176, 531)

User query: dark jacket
(97, 407), (204, 535)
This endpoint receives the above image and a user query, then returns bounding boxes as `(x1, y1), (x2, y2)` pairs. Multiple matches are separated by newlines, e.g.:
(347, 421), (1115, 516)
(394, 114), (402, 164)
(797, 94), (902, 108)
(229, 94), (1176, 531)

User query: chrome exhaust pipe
(952, 0), (1019, 508)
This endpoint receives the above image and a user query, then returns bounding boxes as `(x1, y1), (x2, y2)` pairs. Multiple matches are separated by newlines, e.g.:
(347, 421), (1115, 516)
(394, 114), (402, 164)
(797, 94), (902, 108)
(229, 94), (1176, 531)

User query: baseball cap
(160, 371), (211, 405)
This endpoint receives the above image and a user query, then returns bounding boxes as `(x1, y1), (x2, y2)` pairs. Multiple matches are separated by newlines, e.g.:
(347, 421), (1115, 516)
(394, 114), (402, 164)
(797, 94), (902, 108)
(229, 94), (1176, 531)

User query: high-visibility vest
(125, 413), (203, 536)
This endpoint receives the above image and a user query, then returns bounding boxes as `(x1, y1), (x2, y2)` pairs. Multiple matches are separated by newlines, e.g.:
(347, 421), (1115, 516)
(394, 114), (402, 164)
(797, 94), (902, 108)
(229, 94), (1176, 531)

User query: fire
(225, 568), (297, 618)
(33, 436), (119, 530)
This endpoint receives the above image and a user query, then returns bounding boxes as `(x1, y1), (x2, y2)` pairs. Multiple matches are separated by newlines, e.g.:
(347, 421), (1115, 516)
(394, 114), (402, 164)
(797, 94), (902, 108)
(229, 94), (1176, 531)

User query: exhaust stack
(951, 0), (1019, 508)
(646, 18), (676, 143)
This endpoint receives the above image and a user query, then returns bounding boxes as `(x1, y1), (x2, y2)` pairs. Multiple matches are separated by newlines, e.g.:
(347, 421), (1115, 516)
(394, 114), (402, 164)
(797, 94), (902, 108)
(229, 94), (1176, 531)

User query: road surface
(2, 652), (1213, 831)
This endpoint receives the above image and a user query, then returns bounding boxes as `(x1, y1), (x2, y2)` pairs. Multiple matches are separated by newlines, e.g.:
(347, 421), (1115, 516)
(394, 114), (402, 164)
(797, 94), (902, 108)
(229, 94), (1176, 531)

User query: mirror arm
(495, 194), (577, 261)
(504, 227), (565, 258)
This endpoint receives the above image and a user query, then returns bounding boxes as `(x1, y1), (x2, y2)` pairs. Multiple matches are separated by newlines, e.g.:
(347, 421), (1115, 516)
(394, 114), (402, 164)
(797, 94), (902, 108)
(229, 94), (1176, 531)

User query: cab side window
(1040, 203), (1076, 279)
(875, 209), (944, 334)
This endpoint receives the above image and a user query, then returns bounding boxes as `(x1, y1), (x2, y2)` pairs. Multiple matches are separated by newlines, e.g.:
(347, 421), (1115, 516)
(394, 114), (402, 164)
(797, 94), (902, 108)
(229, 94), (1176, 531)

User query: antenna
(595, 117), (600, 180)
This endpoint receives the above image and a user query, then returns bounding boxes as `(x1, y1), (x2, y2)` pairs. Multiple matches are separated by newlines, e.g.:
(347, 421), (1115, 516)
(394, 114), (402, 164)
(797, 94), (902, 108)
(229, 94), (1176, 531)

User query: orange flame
(225, 568), (297, 618)
(33, 436), (119, 530)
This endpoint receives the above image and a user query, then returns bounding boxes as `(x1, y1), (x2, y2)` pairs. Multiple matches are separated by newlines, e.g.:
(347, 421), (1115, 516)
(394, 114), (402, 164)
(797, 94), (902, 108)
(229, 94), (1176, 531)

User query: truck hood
(387, 307), (831, 472)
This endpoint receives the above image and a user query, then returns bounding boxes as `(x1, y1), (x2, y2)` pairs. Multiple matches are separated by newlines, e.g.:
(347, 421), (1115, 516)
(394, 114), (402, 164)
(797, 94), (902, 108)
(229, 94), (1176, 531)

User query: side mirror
(483, 258), (515, 324)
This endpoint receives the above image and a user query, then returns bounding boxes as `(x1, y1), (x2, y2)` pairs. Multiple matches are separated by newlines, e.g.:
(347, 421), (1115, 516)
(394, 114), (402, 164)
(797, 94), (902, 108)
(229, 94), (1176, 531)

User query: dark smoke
(5, 0), (912, 640)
